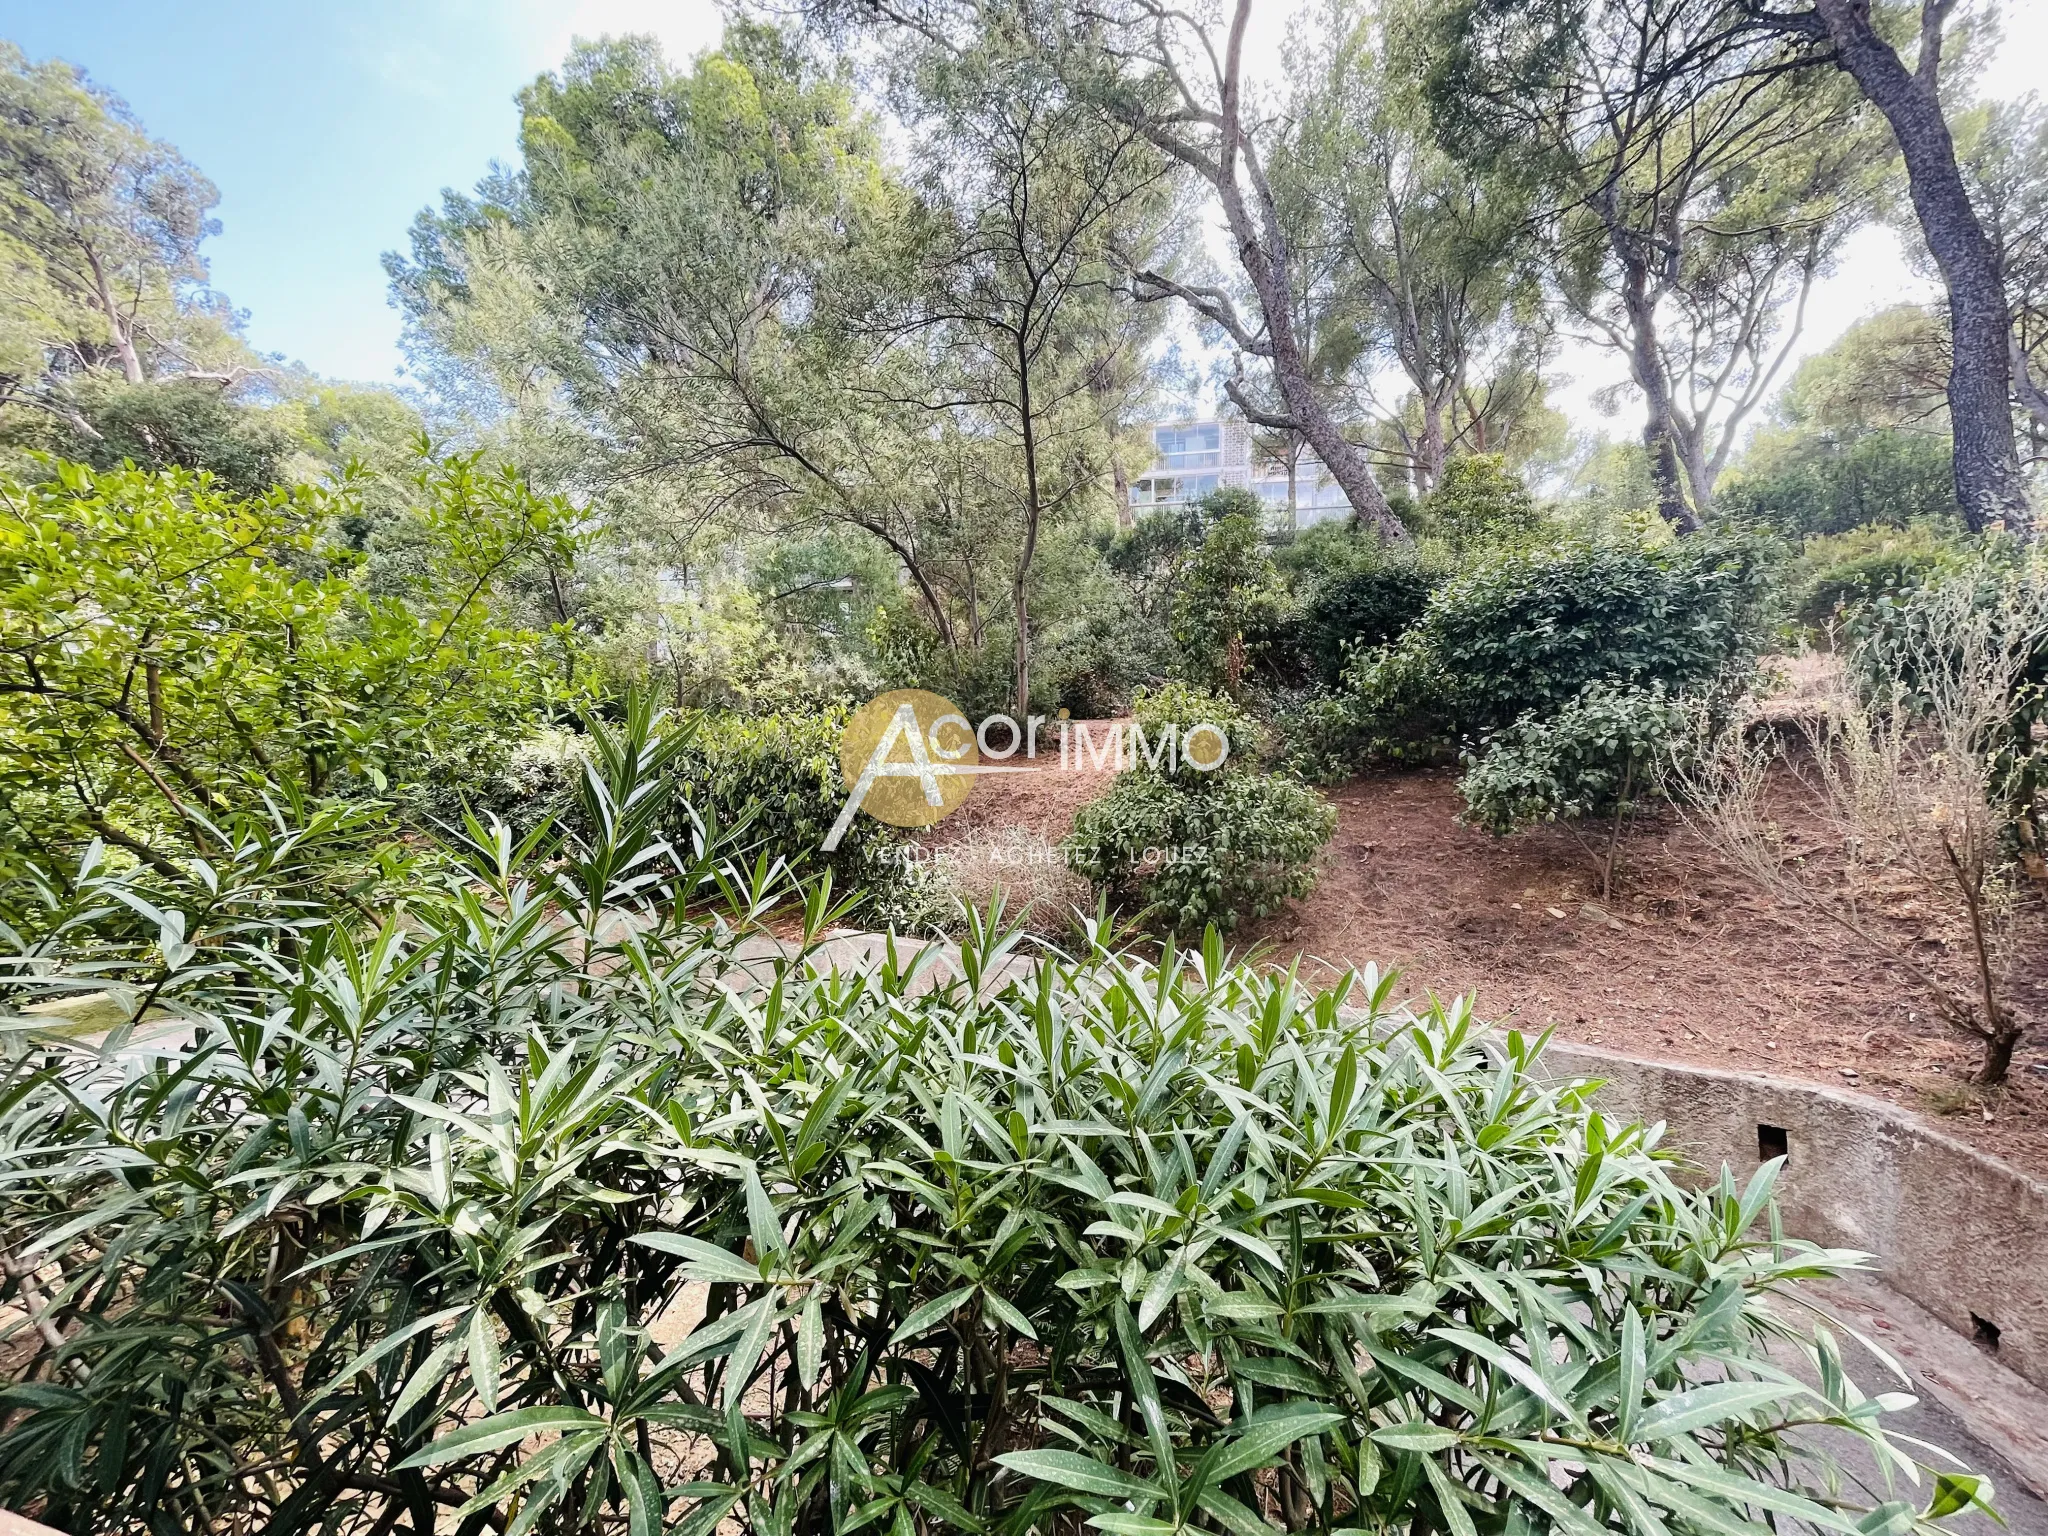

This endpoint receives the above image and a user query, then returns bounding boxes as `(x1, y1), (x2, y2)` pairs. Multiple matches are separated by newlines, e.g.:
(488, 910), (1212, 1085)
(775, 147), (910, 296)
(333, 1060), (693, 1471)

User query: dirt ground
(919, 734), (2048, 1176)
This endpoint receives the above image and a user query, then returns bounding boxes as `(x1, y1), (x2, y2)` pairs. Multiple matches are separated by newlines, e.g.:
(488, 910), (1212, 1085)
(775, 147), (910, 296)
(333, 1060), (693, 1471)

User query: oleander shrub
(0, 707), (1990, 1535)
(668, 709), (917, 898)
(460, 709), (921, 914)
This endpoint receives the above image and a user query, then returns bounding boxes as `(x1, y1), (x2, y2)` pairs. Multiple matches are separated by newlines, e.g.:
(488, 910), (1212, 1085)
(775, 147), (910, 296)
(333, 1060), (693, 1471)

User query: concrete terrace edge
(1530, 1037), (2048, 1391)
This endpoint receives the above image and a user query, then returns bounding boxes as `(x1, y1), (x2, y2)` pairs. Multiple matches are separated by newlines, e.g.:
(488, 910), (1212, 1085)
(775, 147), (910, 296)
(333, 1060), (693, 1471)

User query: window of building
(1129, 472), (1219, 510)
(1153, 423), (1221, 470)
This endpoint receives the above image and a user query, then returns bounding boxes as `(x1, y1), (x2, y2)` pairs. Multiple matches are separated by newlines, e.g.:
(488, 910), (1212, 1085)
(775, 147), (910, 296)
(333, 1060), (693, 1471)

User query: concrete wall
(1534, 1040), (2048, 1391)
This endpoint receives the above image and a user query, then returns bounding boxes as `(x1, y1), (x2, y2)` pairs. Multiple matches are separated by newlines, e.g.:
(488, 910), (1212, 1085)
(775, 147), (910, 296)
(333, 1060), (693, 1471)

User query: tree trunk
(1417, 390), (1448, 498)
(1615, 250), (1700, 533)
(1012, 331), (1043, 719)
(1811, 0), (2028, 533)
(1206, 0), (1406, 541)
(86, 245), (145, 385)
(1978, 1022), (2022, 1086)
(1676, 418), (1717, 521)
(1258, 306), (1403, 538)
(1012, 577), (1032, 717)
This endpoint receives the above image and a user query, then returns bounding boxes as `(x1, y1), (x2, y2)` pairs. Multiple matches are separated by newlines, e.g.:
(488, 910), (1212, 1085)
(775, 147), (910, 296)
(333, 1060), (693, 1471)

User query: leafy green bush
(1459, 683), (1689, 897)
(1412, 533), (1771, 732)
(1293, 557), (1441, 687)
(1130, 680), (1267, 778)
(1719, 428), (1956, 538)
(1296, 533), (1771, 783)
(0, 457), (580, 892)
(474, 709), (922, 912)
(1284, 640), (1451, 779)
(1420, 453), (1542, 549)
(1065, 769), (1333, 931)
(1173, 507), (1288, 695)
(0, 713), (1988, 1535)
(1067, 684), (1329, 931)
(670, 708), (918, 899)
(1788, 523), (1966, 636)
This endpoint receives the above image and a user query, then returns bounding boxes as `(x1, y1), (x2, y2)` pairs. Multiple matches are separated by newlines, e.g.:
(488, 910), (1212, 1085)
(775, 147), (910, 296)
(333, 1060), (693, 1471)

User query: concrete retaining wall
(1535, 1040), (2048, 1392)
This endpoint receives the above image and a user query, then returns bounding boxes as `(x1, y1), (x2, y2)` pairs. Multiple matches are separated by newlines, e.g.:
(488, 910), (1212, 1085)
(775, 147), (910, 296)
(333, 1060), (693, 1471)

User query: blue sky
(0, 0), (721, 384)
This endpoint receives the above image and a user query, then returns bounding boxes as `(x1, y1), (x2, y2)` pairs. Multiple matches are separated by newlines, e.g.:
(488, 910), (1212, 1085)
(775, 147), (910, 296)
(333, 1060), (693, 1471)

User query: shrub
(1788, 523), (1966, 636)
(1458, 683), (1689, 898)
(1065, 769), (1334, 931)
(1173, 508), (1287, 695)
(1847, 549), (2048, 882)
(0, 718), (1987, 1535)
(669, 709), (918, 901)
(1067, 684), (1330, 931)
(1684, 558), (2048, 1084)
(1719, 427), (1956, 538)
(0, 457), (579, 890)
(1293, 557), (1441, 687)
(1130, 680), (1267, 777)
(1285, 640), (1452, 780)
(1298, 533), (1772, 784)
(1415, 532), (1772, 732)
(1421, 453), (1542, 548)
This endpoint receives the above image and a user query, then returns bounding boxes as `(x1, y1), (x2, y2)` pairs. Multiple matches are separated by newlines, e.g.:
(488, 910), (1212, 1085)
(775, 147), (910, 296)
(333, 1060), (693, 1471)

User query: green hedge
(0, 709), (1988, 1536)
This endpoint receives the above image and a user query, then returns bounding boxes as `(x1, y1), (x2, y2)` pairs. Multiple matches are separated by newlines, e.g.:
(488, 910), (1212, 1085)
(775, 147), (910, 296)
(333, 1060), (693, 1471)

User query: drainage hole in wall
(1972, 1314), (2001, 1353)
(1757, 1124), (1789, 1163)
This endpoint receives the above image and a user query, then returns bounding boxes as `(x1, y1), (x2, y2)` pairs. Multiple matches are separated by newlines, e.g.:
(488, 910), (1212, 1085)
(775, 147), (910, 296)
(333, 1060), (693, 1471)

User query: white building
(1126, 418), (1354, 528)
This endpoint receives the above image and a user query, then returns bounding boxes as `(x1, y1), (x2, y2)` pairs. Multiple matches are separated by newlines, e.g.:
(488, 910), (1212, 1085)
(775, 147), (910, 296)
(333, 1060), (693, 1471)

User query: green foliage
(1458, 681), (1687, 855)
(670, 710), (920, 905)
(0, 41), (232, 403)
(1293, 554), (1443, 687)
(68, 376), (298, 493)
(1194, 484), (1265, 523)
(1285, 639), (1452, 779)
(1064, 770), (1334, 932)
(1288, 533), (1768, 789)
(1361, 533), (1767, 749)
(0, 457), (581, 890)
(1172, 508), (1288, 694)
(1720, 430), (1957, 539)
(1419, 454), (1542, 549)
(1787, 523), (1969, 635)
(1067, 684), (1329, 931)
(0, 723), (1986, 1534)
(1130, 680), (1267, 779)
